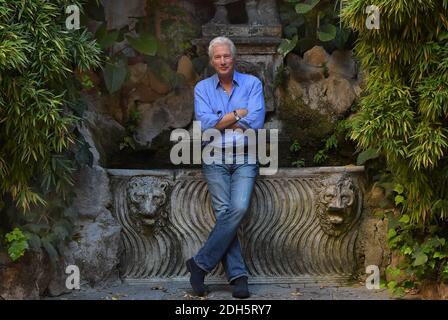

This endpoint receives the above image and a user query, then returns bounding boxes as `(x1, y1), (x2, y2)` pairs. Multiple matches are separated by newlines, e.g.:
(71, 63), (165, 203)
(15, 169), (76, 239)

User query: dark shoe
(232, 276), (250, 299)
(186, 258), (207, 296)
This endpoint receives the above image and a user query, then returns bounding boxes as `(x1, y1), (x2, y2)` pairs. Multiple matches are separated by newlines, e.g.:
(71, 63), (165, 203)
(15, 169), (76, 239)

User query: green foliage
(290, 140), (302, 153)
(4, 228), (29, 261)
(80, 73), (95, 89)
(103, 57), (127, 94)
(317, 23), (337, 42)
(387, 212), (448, 291)
(356, 148), (379, 165)
(126, 32), (158, 56)
(311, 120), (351, 165)
(313, 149), (328, 165)
(120, 106), (142, 151)
(295, 0), (320, 14)
(0, 0), (101, 212)
(20, 197), (78, 262)
(0, 0), (100, 262)
(289, 140), (305, 167)
(343, 1), (448, 291)
(313, 134), (337, 164)
(292, 159), (306, 167)
(342, 0), (448, 223)
(92, 1), (198, 95)
(279, 0), (353, 54)
(281, 95), (356, 166)
(278, 35), (298, 57)
(157, 7), (198, 64)
(145, 55), (186, 90)
(95, 23), (120, 50)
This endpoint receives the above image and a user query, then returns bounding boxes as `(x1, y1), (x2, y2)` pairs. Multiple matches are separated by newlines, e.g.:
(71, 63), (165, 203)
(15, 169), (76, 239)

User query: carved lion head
(316, 174), (360, 236)
(126, 176), (170, 229)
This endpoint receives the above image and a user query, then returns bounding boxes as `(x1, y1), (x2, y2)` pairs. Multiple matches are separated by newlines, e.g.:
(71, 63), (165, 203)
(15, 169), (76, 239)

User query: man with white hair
(186, 36), (265, 298)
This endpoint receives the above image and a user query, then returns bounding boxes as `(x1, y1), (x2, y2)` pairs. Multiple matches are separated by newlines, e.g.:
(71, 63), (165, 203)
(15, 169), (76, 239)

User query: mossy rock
(278, 96), (356, 166)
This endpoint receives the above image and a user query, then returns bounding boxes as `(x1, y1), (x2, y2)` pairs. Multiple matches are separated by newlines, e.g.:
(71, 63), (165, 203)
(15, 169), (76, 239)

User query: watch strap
(233, 110), (240, 121)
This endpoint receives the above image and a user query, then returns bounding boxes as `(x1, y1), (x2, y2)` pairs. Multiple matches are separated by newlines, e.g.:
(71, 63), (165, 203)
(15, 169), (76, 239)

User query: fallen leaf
(405, 288), (419, 295)
(151, 286), (163, 290)
(151, 286), (168, 292)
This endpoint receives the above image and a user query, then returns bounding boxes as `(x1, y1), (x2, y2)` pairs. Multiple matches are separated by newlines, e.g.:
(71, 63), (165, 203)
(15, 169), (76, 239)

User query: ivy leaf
(387, 228), (397, 240)
(356, 148), (379, 165)
(433, 252), (448, 259)
(395, 195), (405, 206)
(53, 225), (70, 241)
(95, 24), (119, 50)
(284, 25), (298, 39)
(278, 35), (298, 57)
(412, 252), (428, 266)
(8, 241), (29, 261)
(334, 27), (351, 50)
(295, 0), (320, 14)
(386, 267), (401, 277)
(24, 232), (42, 250)
(146, 56), (175, 88)
(317, 24), (337, 42)
(42, 237), (58, 262)
(21, 223), (50, 235)
(5, 228), (29, 261)
(103, 58), (127, 94)
(399, 214), (410, 224)
(402, 246), (413, 255)
(437, 31), (448, 42)
(394, 184), (404, 194)
(387, 281), (397, 289)
(126, 32), (158, 56)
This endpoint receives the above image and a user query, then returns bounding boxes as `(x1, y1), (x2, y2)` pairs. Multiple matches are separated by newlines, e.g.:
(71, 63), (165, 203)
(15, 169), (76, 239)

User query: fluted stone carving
(108, 168), (365, 283)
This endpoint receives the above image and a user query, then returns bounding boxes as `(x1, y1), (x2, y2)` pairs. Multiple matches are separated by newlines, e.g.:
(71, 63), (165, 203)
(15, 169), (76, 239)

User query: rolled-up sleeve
(194, 82), (224, 131)
(237, 79), (265, 130)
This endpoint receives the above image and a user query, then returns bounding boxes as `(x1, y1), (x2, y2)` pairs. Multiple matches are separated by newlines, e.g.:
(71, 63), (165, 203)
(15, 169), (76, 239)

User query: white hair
(208, 36), (237, 60)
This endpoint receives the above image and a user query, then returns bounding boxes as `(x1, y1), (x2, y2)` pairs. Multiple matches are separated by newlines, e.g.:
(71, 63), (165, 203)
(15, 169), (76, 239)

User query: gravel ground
(46, 281), (393, 300)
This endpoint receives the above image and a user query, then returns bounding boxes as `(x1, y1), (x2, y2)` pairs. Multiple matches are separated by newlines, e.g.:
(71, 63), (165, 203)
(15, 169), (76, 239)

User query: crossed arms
(194, 79), (266, 132)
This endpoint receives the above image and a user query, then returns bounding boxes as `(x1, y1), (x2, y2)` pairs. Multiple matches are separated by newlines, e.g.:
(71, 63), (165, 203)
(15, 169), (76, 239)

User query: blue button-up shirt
(194, 70), (265, 132)
(194, 71), (265, 163)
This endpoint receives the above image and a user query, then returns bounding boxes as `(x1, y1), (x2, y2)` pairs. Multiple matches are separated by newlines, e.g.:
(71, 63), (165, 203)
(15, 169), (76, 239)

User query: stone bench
(107, 166), (366, 285)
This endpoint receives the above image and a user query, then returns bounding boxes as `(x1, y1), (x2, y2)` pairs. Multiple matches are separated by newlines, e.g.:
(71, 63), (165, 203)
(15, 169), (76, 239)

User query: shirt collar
(213, 70), (240, 89)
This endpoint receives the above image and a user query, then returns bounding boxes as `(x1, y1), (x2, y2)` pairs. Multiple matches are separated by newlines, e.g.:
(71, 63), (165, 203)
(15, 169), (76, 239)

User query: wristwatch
(233, 110), (241, 122)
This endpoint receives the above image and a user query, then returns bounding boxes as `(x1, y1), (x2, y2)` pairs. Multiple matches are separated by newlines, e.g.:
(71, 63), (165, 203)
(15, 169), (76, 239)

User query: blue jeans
(194, 156), (259, 283)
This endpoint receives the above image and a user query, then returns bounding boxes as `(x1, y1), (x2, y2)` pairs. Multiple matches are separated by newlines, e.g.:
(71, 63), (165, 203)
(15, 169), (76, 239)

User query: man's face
(210, 44), (234, 78)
